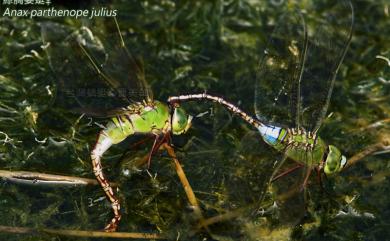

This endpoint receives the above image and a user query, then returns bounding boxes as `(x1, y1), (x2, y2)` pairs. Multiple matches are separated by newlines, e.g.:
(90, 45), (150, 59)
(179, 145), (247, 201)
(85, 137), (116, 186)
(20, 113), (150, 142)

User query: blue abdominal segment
(258, 125), (285, 146)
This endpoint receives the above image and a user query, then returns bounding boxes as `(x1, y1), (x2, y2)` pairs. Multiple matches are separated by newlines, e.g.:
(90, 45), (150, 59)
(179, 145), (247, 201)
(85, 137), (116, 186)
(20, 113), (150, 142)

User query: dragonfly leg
(128, 134), (155, 150)
(315, 167), (324, 191)
(302, 168), (313, 190)
(91, 132), (121, 232)
(316, 167), (335, 197)
(154, 132), (171, 153)
(271, 164), (303, 182)
(147, 134), (160, 168)
(149, 132), (171, 158)
(147, 132), (172, 165)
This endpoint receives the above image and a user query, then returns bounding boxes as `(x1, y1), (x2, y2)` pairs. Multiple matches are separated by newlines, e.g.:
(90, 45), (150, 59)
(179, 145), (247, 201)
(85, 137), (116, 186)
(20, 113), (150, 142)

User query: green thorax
(106, 101), (170, 144)
(273, 128), (326, 167)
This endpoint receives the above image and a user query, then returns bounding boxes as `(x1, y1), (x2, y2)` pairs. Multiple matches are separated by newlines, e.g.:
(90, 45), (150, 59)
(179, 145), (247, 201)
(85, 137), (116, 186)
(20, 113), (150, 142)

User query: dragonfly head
(171, 106), (193, 135)
(324, 145), (347, 175)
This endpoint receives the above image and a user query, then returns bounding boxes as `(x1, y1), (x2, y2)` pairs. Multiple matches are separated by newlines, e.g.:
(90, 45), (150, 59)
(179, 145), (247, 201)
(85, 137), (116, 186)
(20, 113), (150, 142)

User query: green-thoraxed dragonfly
(169, 1), (354, 194)
(41, 19), (192, 232)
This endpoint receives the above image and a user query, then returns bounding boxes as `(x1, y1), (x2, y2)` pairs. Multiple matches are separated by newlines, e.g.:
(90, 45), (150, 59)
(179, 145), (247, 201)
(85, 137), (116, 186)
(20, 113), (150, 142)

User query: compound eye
(172, 107), (189, 135)
(173, 108), (186, 127)
(324, 145), (343, 175)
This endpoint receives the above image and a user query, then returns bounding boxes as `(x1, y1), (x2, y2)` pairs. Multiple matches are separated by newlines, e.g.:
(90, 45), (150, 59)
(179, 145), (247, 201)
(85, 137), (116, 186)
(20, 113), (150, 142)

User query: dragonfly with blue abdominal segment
(169, 0), (354, 197)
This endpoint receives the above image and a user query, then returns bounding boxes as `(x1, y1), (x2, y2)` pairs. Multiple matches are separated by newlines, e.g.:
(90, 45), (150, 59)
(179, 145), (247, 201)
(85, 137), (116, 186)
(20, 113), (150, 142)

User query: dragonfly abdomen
(258, 124), (288, 146)
(89, 100), (172, 231)
(168, 93), (262, 128)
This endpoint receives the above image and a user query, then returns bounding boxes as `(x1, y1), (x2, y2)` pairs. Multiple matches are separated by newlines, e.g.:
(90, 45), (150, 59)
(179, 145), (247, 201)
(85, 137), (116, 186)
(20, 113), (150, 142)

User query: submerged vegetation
(0, 0), (389, 240)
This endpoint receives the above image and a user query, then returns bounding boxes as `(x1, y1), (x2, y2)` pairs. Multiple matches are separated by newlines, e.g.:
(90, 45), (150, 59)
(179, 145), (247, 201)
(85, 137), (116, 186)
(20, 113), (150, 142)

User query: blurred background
(0, 0), (389, 240)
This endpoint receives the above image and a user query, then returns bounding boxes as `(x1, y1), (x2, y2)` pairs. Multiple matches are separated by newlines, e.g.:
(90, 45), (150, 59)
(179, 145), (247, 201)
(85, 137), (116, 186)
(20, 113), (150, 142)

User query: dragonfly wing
(237, 131), (307, 228)
(299, 0), (354, 132)
(94, 18), (153, 103)
(41, 18), (152, 116)
(237, 131), (282, 203)
(269, 144), (315, 229)
(255, 9), (307, 128)
(251, 8), (312, 228)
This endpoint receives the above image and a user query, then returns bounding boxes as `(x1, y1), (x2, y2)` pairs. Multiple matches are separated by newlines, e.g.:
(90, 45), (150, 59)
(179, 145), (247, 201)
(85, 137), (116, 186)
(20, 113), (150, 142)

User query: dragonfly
(41, 18), (193, 232)
(169, 1), (354, 202)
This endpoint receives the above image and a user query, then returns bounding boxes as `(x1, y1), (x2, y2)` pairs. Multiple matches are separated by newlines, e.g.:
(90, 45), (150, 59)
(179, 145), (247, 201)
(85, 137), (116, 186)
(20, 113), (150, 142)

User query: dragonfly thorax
(284, 127), (317, 151)
(282, 127), (327, 168)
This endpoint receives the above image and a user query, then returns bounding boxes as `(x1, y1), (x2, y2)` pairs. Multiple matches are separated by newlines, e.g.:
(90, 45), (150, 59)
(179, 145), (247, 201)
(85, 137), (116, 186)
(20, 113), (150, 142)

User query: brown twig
(196, 209), (244, 229)
(344, 142), (388, 169)
(356, 118), (390, 132)
(194, 199), (276, 230)
(163, 144), (200, 210)
(0, 170), (117, 187)
(0, 225), (165, 239)
(162, 143), (210, 233)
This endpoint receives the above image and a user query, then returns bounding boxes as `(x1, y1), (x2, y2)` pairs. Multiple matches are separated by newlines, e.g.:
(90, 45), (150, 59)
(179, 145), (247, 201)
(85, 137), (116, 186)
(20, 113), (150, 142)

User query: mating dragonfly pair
(41, 1), (353, 232)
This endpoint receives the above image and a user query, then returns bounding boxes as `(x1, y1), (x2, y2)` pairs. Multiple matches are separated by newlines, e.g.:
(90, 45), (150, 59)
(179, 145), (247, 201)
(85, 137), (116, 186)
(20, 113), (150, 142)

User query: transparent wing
(41, 18), (152, 116)
(236, 131), (307, 228)
(254, 1), (353, 132)
(299, 0), (354, 132)
(237, 131), (284, 206)
(250, 9), (310, 223)
(254, 10), (308, 128)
